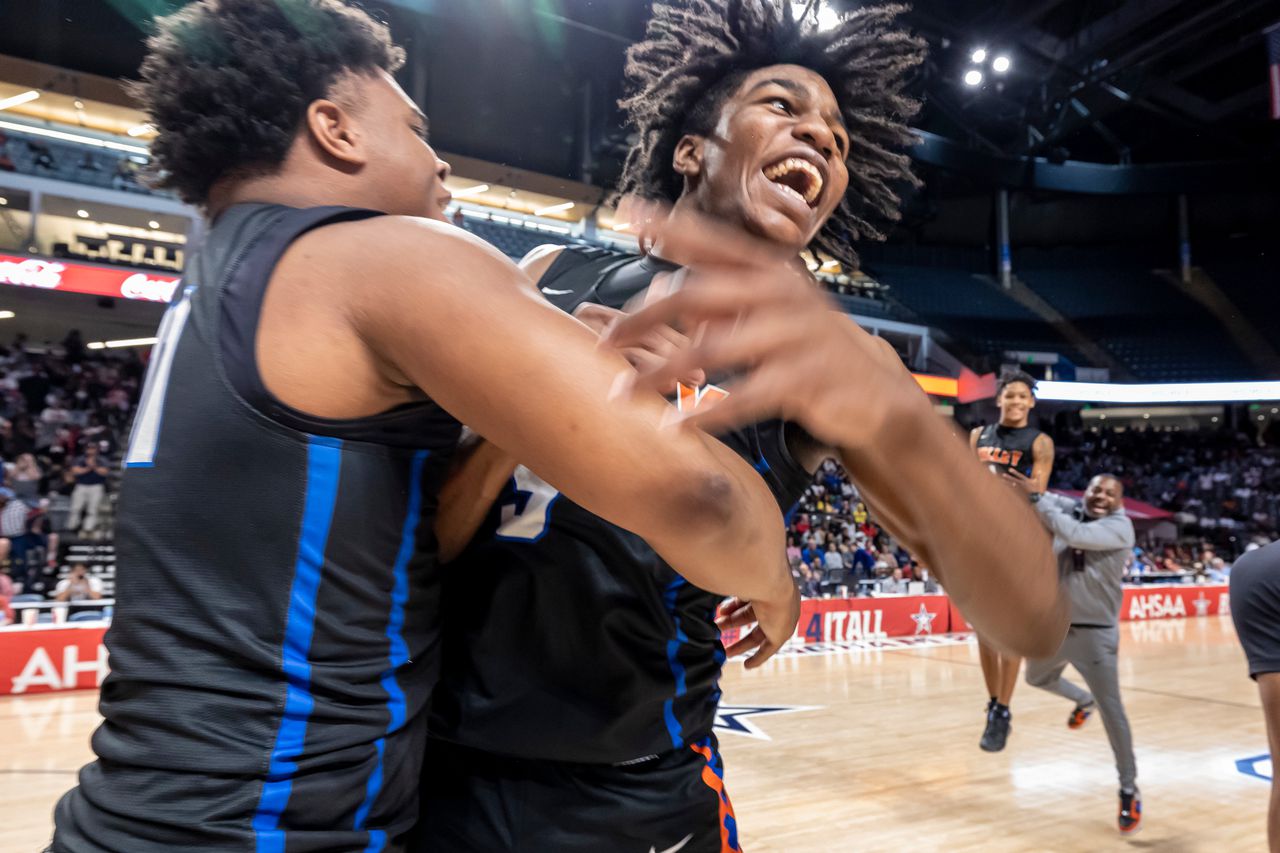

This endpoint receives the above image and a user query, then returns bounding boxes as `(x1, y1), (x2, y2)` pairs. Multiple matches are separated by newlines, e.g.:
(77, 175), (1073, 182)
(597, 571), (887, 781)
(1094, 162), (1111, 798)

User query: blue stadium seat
(1014, 247), (1257, 381)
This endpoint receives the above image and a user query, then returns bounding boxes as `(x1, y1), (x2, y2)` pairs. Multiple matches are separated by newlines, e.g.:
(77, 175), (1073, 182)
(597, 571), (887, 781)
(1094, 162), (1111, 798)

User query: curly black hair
(131, 0), (404, 205)
(618, 0), (925, 268)
(997, 368), (1038, 396)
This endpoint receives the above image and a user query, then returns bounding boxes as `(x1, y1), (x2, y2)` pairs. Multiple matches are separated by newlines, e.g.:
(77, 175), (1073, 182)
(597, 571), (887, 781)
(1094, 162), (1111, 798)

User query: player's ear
(305, 97), (368, 168)
(673, 134), (705, 180)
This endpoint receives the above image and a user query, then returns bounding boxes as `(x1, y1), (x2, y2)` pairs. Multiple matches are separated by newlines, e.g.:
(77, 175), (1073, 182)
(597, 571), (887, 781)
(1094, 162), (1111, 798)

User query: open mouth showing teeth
(762, 158), (823, 207)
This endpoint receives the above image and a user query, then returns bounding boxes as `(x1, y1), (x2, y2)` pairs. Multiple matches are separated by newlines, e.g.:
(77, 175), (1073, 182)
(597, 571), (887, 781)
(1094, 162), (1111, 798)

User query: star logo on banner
(911, 603), (937, 635)
(1193, 593), (1211, 616)
(713, 704), (821, 740)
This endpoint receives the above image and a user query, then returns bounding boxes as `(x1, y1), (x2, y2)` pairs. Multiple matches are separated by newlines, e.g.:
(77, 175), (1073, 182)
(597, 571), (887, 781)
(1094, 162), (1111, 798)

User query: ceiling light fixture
(971, 48), (987, 64)
(0, 90), (40, 112)
(964, 69), (983, 86)
(0, 119), (149, 155)
(534, 201), (575, 216)
(450, 183), (490, 199)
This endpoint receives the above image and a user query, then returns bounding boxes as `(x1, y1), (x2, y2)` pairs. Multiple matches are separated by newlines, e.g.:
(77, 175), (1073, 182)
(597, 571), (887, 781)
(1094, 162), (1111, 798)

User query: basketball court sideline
(0, 615), (1265, 852)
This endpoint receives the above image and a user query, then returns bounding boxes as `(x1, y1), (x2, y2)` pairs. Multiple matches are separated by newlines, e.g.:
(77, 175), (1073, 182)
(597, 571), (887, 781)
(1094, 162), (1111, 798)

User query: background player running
(968, 369), (1055, 751)
(50, 1), (801, 850)
(418, 3), (1065, 851)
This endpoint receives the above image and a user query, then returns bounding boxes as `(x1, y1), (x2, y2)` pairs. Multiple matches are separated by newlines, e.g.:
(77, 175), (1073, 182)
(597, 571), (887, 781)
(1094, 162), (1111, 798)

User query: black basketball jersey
(54, 204), (461, 853)
(975, 422), (1042, 479)
(428, 248), (814, 765)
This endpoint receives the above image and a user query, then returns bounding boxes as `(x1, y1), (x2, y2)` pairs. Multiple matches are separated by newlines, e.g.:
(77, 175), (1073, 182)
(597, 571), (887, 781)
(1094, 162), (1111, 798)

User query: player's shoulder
(1233, 543), (1280, 586)
(285, 215), (517, 293)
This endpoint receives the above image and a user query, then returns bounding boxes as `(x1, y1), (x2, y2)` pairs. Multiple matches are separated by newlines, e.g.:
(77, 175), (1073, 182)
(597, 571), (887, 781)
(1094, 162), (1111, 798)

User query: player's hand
(573, 298), (704, 393)
(713, 582), (800, 669)
(1003, 469), (1039, 497)
(601, 204), (932, 449)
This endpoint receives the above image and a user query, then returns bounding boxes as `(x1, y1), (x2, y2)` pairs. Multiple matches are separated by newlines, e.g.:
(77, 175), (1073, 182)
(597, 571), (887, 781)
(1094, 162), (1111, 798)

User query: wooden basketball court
(1, 614), (1266, 851)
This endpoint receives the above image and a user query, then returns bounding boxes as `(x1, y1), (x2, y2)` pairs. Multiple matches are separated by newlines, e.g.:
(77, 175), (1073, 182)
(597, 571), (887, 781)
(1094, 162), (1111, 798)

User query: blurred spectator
(67, 444), (109, 534)
(7, 452), (41, 504)
(28, 140), (54, 170)
(918, 567), (940, 594)
(785, 535), (801, 568)
(0, 486), (28, 564)
(53, 563), (102, 602)
(880, 567), (909, 594)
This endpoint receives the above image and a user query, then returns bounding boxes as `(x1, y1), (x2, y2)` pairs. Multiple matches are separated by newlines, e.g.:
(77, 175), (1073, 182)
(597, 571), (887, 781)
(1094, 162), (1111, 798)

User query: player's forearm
(643, 434), (791, 602)
(435, 437), (517, 563)
(837, 413), (1066, 658)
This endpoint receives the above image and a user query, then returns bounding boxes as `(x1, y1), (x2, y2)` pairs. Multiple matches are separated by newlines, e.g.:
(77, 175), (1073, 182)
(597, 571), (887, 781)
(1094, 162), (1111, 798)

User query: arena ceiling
(0, 1), (1276, 222)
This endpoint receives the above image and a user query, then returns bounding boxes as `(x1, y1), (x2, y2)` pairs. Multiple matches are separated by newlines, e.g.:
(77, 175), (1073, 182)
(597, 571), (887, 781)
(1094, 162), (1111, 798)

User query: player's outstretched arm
(1030, 432), (1055, 493)
(602, 209), (1066, 658)
(314, 217), (795, 657)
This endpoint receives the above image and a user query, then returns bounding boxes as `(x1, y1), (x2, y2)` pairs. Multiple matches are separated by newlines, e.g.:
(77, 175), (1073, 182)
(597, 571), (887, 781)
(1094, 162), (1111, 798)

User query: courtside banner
(0, 253), (179, 303)
(0, 586), (1231, 695)
(1121, 583), (1229, 621)
(775, 595), (953, 647)
(0, 625), (109, 695)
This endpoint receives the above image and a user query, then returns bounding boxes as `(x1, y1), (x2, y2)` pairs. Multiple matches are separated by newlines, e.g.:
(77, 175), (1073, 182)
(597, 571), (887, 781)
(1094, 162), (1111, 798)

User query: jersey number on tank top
(124, 285), (195, 468)
(495, 466), (561, 542)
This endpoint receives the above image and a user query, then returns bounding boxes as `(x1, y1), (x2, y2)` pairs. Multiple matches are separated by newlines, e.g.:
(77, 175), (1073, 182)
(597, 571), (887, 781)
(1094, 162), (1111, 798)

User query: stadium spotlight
(0, 90), (39, 112)
(76, 209), (90, 218)
(971, 48), (987, 64)
(992, 55), (1011, 73)
(964, 69), (983, 86)
(792, 3), (839, 30)
(148, 220), (160, 229)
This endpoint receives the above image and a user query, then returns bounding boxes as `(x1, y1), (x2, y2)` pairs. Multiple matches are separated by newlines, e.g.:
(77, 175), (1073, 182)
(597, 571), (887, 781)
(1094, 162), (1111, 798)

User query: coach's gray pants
(1025, 624), (1137, 791)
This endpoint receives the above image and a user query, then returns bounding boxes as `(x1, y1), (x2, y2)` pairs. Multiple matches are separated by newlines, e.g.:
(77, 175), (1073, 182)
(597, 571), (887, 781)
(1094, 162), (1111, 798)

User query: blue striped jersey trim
(354, 449), (430, 846)
(252, 436), (343, 853)
(661, 576), (689, 749)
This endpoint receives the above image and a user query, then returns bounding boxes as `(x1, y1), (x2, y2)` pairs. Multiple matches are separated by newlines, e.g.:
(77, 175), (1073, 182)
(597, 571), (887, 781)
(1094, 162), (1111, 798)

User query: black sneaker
(980, 706), (1010, 752)
(1118, 789), (1142, 834)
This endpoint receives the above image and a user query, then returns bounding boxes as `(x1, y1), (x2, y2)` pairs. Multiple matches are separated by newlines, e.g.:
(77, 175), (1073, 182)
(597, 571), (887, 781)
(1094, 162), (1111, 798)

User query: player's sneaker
(1118, 789), (1142, 834)
(1067, 702), (1094, 730)
(979, 706), (1010, 752)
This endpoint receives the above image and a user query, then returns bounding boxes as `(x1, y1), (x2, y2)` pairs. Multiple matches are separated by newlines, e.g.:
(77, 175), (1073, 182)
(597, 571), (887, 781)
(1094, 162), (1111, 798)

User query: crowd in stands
(1053, 426), (1280, 549)
(0, 331), (142, 600)
(786, 458), (940, 597)
(0, 128), (151, 194)
(789, 423), (1280, 597)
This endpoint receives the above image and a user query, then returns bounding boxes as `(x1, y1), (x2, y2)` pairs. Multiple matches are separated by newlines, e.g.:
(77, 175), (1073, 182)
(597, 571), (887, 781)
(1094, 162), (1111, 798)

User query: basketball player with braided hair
(419, 3), (1064, 850)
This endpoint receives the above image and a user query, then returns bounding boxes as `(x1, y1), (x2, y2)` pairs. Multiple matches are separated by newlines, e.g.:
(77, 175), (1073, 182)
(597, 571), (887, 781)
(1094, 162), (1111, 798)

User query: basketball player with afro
(419, 2), (1065, 850)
